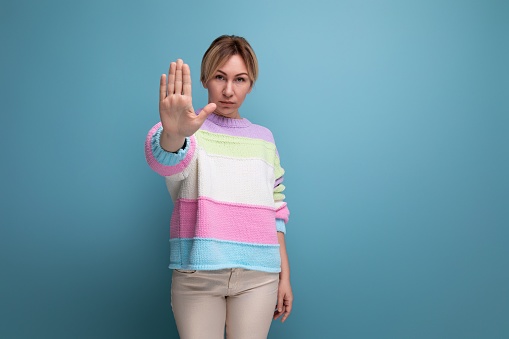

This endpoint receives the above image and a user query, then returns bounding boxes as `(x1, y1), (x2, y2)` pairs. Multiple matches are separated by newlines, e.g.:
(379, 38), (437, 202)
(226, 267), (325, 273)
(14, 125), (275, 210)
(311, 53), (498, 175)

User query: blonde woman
(145, 35), (292, 339)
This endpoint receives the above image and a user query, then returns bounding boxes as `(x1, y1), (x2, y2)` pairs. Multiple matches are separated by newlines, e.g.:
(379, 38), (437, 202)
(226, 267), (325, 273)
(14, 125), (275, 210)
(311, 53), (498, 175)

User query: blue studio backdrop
(1, 0), (508, 338)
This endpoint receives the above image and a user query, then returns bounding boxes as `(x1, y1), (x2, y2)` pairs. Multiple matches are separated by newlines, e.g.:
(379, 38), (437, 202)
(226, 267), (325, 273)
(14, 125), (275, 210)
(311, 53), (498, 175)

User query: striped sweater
(145, 112), (289, 273)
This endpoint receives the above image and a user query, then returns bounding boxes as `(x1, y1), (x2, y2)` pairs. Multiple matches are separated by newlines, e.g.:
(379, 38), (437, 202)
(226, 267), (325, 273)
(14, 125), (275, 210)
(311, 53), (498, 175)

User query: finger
(174, 59), (183, 94)
(284, 301), (293, 314)
(281, 297), (292, 322)
(273, 306), (284, 320)
(168, 62), (176, 95)
(281, 310), (290, 323)
(282, 303), (292, 322)
(277, 293), (284, 313)
(182, 63), (192, 96)
(159, 74), (167, 102)
(195, 103), (216, 124)
(200, 103), (216, 116)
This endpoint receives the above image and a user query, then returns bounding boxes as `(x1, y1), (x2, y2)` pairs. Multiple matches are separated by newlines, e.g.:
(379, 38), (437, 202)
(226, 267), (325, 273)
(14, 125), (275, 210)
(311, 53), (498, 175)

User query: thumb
(197, 103), (216, 122)
(277, 292), (284, 313)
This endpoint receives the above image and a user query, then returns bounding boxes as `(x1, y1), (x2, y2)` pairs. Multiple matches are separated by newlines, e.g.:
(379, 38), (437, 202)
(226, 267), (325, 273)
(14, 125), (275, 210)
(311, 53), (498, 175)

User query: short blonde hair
(201, 35), (258, 86)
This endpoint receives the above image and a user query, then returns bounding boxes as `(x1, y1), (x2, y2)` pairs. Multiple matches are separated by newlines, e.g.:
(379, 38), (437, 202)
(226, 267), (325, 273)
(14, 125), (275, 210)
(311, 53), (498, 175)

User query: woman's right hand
(158, 59), (216, 152)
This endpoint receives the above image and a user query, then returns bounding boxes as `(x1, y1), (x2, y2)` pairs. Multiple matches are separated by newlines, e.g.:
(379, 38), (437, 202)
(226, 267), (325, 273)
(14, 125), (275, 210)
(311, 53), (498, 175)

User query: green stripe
(196, 130), (273, 161)
(196, 130), (285, 179)
(274, 184), (286, 193)
(274, 192), (286, 201)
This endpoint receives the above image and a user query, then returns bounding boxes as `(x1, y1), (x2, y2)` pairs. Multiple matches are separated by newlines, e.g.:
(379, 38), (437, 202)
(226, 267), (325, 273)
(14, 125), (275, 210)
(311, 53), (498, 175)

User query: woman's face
(203, 54), (252, 119)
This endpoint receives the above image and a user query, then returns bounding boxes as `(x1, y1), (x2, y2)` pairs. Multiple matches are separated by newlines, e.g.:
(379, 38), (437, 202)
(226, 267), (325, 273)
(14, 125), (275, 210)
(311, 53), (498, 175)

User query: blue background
(1, 0), (508, 338)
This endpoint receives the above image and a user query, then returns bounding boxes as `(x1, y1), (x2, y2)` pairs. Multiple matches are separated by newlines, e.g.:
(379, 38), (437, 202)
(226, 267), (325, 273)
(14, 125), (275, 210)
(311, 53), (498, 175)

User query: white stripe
(166, 149), (276, 207)
(164, 147), (199, 201)
(275, 201), (287, 209)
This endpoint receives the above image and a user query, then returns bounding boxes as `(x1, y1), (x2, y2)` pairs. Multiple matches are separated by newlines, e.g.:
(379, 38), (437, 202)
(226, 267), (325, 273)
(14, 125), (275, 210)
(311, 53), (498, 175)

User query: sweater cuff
(151, 126), (190, 166)
(276, 218), (286, 234)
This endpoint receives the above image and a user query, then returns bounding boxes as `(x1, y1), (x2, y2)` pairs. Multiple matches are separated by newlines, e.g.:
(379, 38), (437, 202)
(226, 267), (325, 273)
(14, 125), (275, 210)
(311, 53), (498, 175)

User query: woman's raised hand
(158, 59), (216, 152)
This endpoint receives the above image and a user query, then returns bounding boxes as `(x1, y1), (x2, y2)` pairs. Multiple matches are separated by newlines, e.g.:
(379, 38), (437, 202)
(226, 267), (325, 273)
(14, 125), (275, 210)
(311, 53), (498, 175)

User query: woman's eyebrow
(217, 70), (249, 77)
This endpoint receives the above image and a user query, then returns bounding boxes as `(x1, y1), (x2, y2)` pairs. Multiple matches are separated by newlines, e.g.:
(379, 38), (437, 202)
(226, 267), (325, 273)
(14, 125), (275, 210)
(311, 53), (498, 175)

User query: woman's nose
(223, 82), (234, 97)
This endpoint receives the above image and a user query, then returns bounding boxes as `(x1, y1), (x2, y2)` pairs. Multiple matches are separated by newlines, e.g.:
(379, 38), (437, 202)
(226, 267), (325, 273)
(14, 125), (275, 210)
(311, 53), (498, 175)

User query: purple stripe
(200, 113), (276, 144)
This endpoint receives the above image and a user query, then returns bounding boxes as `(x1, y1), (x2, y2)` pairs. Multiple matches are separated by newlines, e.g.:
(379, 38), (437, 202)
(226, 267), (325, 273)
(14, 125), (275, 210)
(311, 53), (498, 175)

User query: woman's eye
(215, 75), (224, 80)
(236, 78), (246, 83)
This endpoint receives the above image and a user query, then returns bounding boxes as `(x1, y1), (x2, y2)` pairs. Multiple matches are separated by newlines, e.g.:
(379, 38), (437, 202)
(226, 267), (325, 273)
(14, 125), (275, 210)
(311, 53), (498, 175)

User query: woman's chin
(214, 109), (241, 119)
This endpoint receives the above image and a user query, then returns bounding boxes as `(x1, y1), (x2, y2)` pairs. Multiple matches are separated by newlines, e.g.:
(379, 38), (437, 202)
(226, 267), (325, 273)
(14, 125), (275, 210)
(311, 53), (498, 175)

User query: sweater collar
(207, 112), (252, 128)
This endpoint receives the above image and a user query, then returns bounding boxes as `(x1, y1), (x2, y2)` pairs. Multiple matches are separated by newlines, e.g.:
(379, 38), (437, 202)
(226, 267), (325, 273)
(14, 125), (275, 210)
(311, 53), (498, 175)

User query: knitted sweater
(145, 113), (290, 273)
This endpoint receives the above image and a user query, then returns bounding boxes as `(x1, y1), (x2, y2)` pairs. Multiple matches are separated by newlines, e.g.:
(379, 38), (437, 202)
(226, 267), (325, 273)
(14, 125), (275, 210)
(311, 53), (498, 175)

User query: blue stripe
(151, 126), (190, 165)
(276, 218), (286, 233)
(169, 238), (281, 273)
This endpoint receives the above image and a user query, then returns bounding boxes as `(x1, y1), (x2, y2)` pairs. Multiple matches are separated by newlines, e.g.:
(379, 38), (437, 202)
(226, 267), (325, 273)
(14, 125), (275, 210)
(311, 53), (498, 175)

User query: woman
(145, 35), (292, 338)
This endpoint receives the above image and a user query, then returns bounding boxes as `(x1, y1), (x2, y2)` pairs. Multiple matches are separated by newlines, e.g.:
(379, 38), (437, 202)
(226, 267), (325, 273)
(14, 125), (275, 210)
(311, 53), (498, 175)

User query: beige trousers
(171, 268), (279, 339)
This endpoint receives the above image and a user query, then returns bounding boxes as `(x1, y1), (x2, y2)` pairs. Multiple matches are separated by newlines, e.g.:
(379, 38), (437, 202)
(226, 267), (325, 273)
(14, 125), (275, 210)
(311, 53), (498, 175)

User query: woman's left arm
(274, 231), (293, 322)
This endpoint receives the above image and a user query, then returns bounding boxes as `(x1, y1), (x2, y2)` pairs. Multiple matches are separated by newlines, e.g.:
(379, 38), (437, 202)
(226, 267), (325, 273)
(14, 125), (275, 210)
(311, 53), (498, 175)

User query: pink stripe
(170, 197), (279, 244)
(275, 203), (290, 223)
(144, 123), (196, 177)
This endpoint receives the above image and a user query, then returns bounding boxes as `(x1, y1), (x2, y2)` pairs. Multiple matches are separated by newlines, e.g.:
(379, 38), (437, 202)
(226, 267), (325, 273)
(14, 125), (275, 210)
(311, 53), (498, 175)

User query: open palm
(158, 59), (216, 150)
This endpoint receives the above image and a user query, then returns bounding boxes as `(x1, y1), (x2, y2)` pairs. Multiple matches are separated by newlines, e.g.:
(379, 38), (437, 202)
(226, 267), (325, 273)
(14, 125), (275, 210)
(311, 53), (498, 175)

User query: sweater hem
(169, 263), (281, 273)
